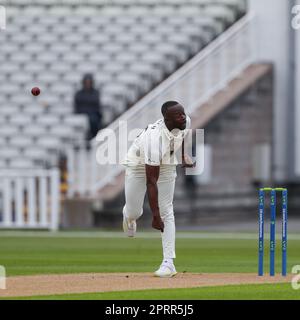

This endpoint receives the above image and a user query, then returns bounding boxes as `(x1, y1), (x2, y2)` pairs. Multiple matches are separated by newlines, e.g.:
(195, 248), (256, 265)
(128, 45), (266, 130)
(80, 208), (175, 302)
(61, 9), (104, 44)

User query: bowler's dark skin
(145, 104), (196, 232)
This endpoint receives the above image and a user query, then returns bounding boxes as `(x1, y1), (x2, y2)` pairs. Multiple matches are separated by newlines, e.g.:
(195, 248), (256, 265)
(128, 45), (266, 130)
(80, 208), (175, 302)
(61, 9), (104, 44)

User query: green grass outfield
(0, 231), (299, 299)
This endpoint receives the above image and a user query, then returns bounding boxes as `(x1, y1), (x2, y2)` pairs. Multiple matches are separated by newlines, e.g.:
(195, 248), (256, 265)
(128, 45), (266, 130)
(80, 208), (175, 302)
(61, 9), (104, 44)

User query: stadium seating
(0, 0), (247, 169)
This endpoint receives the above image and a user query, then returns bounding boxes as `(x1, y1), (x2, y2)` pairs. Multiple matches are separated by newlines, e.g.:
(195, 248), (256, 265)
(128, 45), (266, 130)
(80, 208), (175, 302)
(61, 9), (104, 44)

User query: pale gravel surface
(0, 273), (293, 298)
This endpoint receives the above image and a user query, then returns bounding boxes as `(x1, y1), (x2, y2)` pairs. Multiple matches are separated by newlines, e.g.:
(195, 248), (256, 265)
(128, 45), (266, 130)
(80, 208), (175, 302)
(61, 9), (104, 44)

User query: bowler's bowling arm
(145, 164), (164, 232)
(181, 139), (196, 168)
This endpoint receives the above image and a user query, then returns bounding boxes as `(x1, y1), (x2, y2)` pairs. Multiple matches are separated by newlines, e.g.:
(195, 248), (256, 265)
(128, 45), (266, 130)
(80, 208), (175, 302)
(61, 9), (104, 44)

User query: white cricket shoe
(122, 214), (136, 237)
(154, 261), (177, 278)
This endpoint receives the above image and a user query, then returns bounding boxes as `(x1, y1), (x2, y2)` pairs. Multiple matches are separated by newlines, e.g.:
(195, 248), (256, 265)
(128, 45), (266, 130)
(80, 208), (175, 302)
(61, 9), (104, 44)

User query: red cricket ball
(31, 87), (41, 96)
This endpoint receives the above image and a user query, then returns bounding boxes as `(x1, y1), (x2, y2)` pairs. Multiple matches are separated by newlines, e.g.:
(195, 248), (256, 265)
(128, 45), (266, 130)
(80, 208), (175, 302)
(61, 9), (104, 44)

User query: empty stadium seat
(0, 63), (19, 74)
(0, 159), (7, 168)
(23, 125), (48, 137)
(62, 72), (82, 87)
(129, 62), (161, 83)
(50, 43), (71, 54)
(118, 72), (151, 92)
(4, 5), (21, 16)
(23, 6), (47, 15)
(36, 15), (61, 26)
(48, 106), (73, 115)
(25, 155), (52, 167)
(9, 52), (32, 64)
(10, 94), (35, 106)
(36, 34), (58, 45)
(89, 33), (111, 44)
(75, 62), (99, 74)
(128, 43), (150, 55)
(101, 6), (124, 16)
(216, 0), (246, 13)
(49, 125), (75, 140)
(9, 158), (37, 169)
(48, 6), (74, 15)
(1, 44), (19, 58)
(0, 106), (20, 116)
(103, 62), (126, 75)
(204, 4), (236, 24)
(63, 114), (89, 132)
(76, 24), (96, 36)
(104, 24), (127, 37)
(152, 5), (177, 15)
(36, 114), (61, 127)
(10, 33), (33, 45)
(73, 6), (99, 15)
(23, 147), (49, 162)
(154, 43), (181, 62)
(23, 62), (47, 74)
(34, 72), (60, 86)
(0, 147), (20, 159)
(115, 15), (138, 26)
(127, 6), (152, 15)
(0, 126), (19, 138)
(88, 52), (112, 65)
(142, 34), (164, 46)
(9, 114), (33, 126)
(102, 43), (125, 56)
(0, 83), (16, 96)
(23, 105), (47, 115)
(114, 33), (138, 46)
(36, 136), (62, 151)
(101, 108), (114, 125)
(115, 52), (138, 65)
(10, 136), (34, 148)
(10, 73), (34, 86)
(0, 134), (6, 144)
(49, 62), (72, 74)
(25, 26), (50, 39)
(75, 43), (98, 55)
(141, 16), (163, 27)
(49, 83), (74, 96)
(141, 52), (166, 74)
(37, 93), (62, 107)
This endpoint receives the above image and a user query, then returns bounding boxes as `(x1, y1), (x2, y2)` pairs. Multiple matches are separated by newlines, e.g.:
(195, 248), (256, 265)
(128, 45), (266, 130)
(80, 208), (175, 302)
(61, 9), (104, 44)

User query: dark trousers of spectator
(87, 112), (102, 139)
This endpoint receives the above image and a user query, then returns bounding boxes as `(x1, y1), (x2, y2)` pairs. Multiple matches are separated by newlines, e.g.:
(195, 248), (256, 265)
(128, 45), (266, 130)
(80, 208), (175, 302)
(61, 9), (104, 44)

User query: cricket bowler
(122, 101), (195, 278)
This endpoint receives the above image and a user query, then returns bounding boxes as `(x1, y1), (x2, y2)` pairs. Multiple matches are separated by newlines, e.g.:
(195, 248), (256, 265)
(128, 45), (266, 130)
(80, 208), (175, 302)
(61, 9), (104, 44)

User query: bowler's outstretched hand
(181, 155), (196, 168)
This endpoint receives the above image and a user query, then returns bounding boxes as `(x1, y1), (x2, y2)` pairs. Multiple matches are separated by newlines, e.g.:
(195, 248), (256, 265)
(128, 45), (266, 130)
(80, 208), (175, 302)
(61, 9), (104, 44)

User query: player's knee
(124, 205), (143, 220)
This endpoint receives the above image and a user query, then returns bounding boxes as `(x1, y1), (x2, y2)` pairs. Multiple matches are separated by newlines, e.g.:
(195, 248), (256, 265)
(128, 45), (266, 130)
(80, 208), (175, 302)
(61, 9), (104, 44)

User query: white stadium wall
(249, 0), (292, 182)
(295, 0), (300, 177)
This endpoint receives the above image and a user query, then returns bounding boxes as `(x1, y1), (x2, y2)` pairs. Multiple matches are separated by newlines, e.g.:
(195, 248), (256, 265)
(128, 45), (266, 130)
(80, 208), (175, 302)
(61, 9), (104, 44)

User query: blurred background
(0, 0), (299, 232)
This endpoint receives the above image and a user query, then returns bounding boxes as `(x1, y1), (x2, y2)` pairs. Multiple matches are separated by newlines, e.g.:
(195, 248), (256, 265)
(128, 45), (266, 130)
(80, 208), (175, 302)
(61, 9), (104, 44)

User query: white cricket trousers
(123, 165), (177, 259)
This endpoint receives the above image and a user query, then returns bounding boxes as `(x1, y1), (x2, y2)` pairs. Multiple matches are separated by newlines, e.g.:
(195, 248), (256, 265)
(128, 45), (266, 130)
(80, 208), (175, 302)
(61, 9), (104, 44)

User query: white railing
(0, 169), (60, 231)
(68, 13), (256, 197)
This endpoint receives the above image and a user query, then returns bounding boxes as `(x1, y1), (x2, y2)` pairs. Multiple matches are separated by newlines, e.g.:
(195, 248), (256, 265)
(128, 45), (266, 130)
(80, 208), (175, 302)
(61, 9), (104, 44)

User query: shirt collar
(162, 119), (183, 140)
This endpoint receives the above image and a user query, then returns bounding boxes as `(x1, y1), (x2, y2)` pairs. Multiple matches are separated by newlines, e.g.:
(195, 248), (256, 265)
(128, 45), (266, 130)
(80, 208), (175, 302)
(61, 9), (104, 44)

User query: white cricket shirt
(122, 116), (191, 170)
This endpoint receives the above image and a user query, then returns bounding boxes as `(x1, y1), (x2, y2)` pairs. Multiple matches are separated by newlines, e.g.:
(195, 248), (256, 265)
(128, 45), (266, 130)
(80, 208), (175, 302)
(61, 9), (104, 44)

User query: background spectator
(74, 74), (102, 139)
